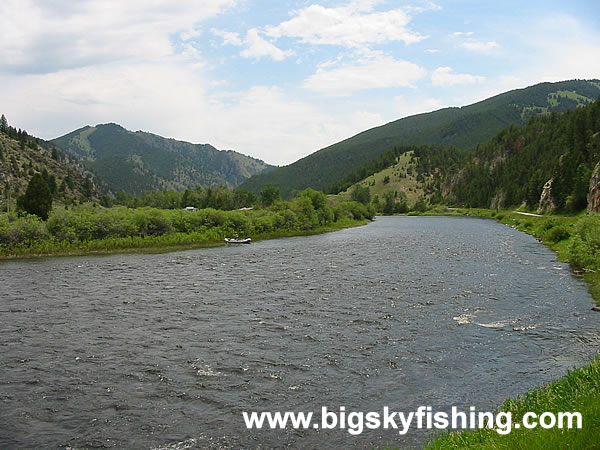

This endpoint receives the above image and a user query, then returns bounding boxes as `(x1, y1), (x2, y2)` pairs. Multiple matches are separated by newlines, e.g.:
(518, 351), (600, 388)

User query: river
(1, 216), (599, 448)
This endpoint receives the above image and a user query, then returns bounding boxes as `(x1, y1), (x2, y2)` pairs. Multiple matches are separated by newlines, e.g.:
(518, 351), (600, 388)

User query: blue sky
(1, 1), (599, 165)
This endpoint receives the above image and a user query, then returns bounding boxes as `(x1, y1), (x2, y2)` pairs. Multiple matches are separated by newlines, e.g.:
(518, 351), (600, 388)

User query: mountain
(446, 98), (600, 212)
(0, 120), (101, 211)
(240, 79), (600, 198)
(333, 98), (600, 214)
(52, 123), (274, 194)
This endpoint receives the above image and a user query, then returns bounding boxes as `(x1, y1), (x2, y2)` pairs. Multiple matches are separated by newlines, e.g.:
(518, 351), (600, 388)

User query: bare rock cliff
(538, 179), (556, 214)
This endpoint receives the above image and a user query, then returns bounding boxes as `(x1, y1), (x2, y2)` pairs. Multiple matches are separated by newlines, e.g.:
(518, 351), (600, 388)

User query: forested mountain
(447, 99), (600, 211)
(240, 79), (600, 198)
(333, 98), (600, 214)
(0, 115), (101, 212)
(52, 123), (274, 194)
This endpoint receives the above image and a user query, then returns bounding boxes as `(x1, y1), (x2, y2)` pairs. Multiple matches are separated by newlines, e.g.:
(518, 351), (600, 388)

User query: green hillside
(0, 116), (101, 212)
(336, 97), (600, 214)
(240, 79), (600, 198)
(52, 123), (274, 194)
(448, 98), (600, 211)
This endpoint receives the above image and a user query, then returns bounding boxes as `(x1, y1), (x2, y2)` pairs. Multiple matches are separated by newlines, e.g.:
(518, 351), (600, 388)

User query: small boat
(224, 237), (252, 244)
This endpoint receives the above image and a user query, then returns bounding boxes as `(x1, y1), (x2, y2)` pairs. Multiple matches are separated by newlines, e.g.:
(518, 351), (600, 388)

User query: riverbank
(424, 207), (600, 448)
(0, 193), (374, 259)
(0, 214), (369, 260)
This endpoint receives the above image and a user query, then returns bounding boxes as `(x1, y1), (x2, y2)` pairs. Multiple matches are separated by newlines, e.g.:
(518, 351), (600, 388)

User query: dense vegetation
(111, 185), (258, 210)
(450, 99), (600, 210)
(241, 80), (600, 198)
(0, 188), (373, 257)
(52, 123), (273, 194)
(325, 145), (431, 194)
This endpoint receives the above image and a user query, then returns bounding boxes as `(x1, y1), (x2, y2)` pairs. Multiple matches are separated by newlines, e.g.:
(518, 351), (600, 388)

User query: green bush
(0, 213), (49, 247)
(544, 225), (571, 243)
(568, 216), (600, 270)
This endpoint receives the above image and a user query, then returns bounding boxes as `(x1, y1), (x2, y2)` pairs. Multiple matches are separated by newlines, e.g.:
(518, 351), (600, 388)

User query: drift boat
(224, 237), (252, 244)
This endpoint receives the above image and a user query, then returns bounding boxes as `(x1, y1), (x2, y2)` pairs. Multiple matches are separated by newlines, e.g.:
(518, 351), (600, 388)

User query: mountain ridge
(52, 123), (274, 194)
(240, 79), (600, 198)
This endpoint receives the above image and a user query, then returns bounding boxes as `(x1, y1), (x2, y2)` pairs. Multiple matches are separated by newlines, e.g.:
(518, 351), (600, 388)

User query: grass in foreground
(423, 207), (600, 449)
(426, 355), (600, 449)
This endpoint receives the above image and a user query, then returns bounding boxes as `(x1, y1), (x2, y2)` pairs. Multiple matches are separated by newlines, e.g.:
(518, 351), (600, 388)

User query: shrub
(568, 216), (600, 270)
(0, 213), (49, 247)
(544, 225), (571, 243)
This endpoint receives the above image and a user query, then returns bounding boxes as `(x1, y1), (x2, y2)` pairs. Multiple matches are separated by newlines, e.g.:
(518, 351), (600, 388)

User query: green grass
(427, 355), (600, 449)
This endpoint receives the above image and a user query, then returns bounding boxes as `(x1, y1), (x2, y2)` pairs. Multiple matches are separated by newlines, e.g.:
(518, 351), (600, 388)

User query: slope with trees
(448, 99), (600, 211)
(240, 79), (600, 198)
(0, 115), (102, 213)
(52, 123), (274, 194)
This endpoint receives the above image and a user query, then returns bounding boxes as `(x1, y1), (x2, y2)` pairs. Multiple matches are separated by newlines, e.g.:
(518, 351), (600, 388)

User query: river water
(1, 216), (599, 448)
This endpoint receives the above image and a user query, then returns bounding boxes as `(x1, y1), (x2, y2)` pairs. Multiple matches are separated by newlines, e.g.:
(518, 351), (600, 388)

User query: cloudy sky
(1, 0), (599, 165)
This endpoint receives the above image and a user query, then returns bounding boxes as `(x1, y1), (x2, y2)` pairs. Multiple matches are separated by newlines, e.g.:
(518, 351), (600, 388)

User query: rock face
(538, 178), (556, 214)
(588, 162), (600, 213)
(490, 191), (505, 210)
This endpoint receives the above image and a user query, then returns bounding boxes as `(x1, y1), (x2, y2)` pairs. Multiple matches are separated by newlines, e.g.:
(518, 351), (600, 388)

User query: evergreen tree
(16, 173), (53, 220)
(82, 177), (94, 198)
(0, 114), (8, 133)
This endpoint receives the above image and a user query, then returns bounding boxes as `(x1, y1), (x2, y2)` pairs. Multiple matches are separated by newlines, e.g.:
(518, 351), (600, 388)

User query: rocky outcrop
(588, 162), (600, 213)
(538, 178), (556, 214)
(490, 190), (505, 210)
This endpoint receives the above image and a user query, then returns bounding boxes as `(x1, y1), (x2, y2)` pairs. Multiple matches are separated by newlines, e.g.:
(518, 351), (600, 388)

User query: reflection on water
(1, 216), (598, 448)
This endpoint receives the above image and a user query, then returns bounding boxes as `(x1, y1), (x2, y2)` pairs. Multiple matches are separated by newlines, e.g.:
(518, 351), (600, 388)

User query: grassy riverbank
(424, 207), (600, 449)
(0, 190), (373, 259)
(426, 354), (600, 449)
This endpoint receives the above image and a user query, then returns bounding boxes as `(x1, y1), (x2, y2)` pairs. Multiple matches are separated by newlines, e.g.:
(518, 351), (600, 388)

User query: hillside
(447, 98), (600, 211)
(52, 123), (274, 194)
(332, 150), (433, 207)
(0, 118), (101, 212)
(240, 79), (600, 198)
(337, 98), (600, 214)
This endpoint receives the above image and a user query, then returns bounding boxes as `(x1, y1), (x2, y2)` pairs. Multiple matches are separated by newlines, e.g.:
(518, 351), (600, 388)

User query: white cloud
(240, 29), (295, 61)
(524, 15), (600, 82)
(265, 2), (427, 48)
(461, 40), (500, 52)
(431, 66), (485, 86)
(205, 86), (386, 164)
(303, 53), (427, 96)
(450, 31), (500, 53)
(211, 29), (243, 46)
(0, 0), (239, 73)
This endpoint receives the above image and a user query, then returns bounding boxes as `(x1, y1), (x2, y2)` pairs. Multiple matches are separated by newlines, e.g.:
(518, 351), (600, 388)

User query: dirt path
(513, 211), (542, 217)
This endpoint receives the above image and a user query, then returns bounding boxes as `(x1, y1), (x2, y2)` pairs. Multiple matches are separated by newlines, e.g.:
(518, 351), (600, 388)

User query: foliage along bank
(0, 188), (373, 258)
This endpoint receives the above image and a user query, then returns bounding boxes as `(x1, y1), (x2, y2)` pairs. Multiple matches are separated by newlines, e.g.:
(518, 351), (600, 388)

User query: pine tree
(0, 114), (8, 133)
(16, 173), (53, 220)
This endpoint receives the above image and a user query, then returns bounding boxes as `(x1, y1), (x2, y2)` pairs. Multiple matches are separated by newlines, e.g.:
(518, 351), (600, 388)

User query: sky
(1, 1), (600, 166)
